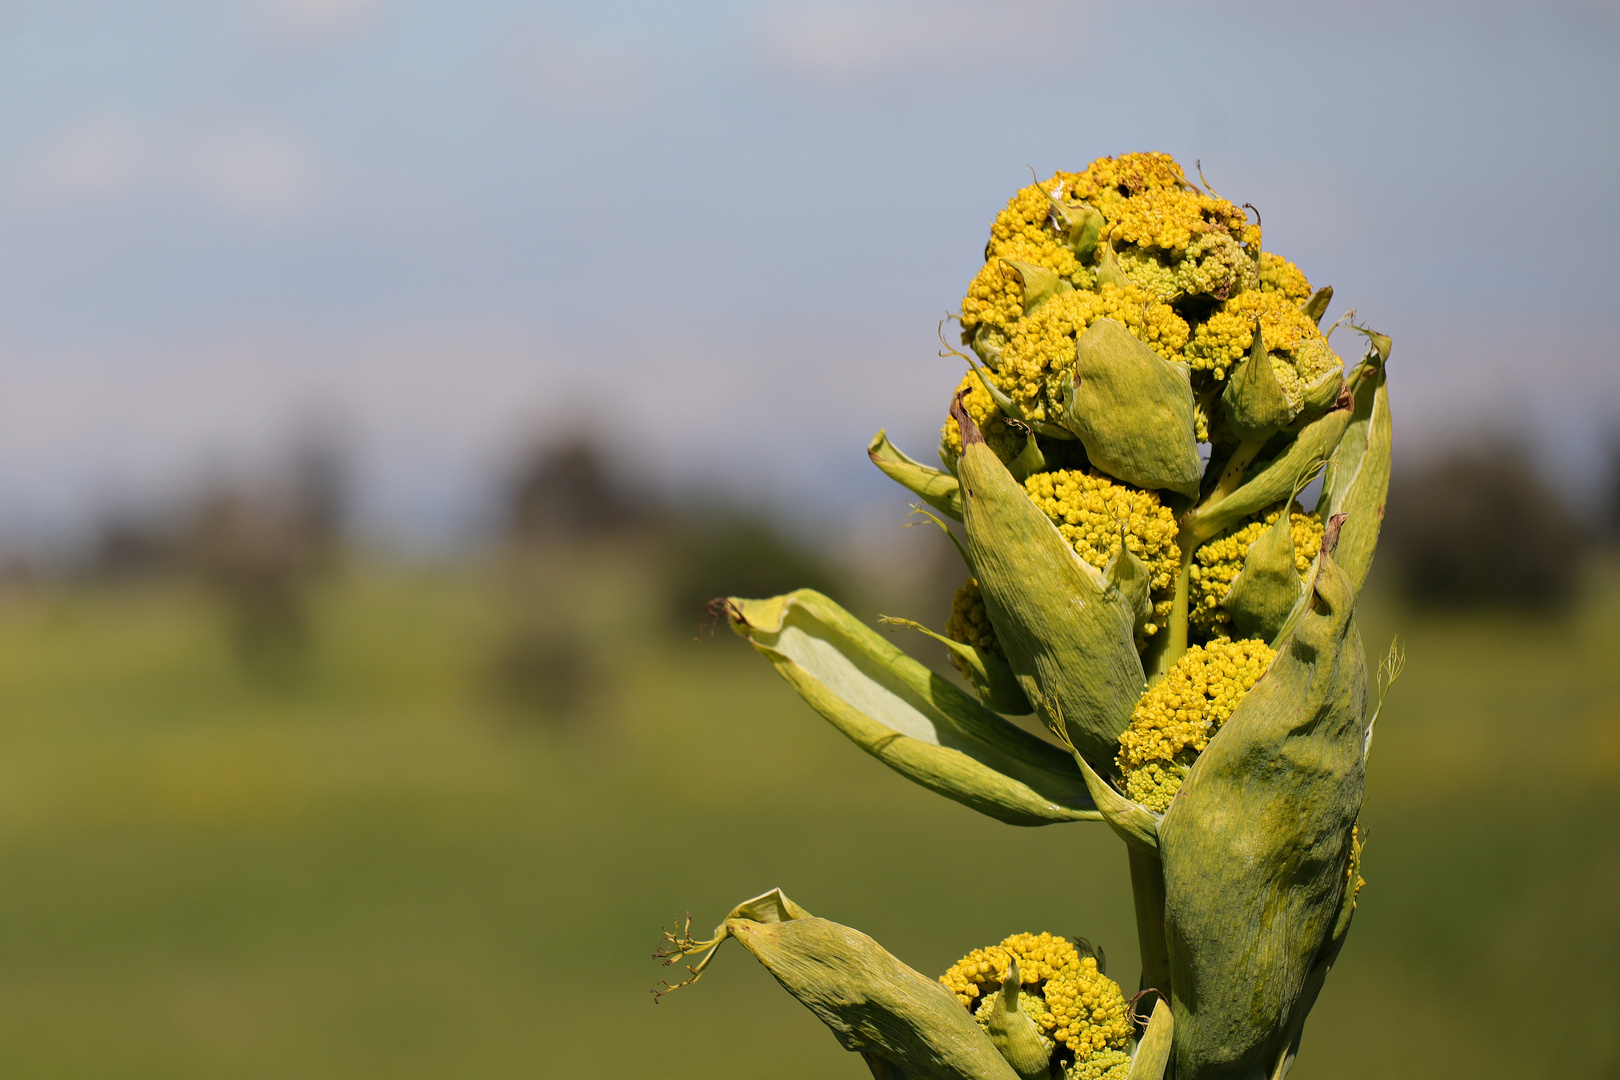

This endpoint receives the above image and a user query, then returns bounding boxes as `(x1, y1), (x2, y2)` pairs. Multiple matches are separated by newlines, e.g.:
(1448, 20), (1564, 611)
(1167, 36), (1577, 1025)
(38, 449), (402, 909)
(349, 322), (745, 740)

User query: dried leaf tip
(951, 390), (986, 447)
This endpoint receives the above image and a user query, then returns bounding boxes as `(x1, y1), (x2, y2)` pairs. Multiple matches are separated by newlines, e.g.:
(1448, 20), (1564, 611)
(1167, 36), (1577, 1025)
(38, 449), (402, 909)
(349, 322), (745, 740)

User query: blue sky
(0, 0), (1615, 543)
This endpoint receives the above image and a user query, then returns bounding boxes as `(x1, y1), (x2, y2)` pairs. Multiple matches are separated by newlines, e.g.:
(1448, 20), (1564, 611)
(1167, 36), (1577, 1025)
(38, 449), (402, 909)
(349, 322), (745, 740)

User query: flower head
(1116, 638), (1276, 811)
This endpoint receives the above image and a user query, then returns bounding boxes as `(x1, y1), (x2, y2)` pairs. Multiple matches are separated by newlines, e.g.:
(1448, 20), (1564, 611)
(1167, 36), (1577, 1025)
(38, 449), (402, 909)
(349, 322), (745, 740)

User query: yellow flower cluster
(984, 184), (1085, 281)
(1067, 1049), (1131, 1080)
(1189, 502), (1325, 639)
(944, 152), (1327, 486)
(1116, 638), (1276, 812)
(1117, 231), (1256, 302)
(960, 257), (1028, 333)
(938, 371), (1025, 466)
(1053, 153), (1255, 254)
(998, 284), (1188, 421)
(1023, 470), (1179, 638)
(1185, 290), (1341, 386)
(944, 578), (1002, 660)
(1259, 250), (1313, 301)
(940, 933), (1132, 1058)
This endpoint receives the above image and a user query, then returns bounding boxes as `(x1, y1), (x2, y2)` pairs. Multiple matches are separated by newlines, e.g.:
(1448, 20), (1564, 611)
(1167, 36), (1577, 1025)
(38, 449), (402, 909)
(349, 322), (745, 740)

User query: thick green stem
(1160, 437), (1271, 674)
(1128, 846), (1171, 999)
(1185, 438), (1268, 547)
(1155, 546), (1193, 678)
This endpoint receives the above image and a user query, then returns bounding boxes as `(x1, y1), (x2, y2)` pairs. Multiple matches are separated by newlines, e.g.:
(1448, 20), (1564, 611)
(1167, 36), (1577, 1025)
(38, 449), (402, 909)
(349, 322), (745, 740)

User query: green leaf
(1186, 407), (1353, 542)
(1106, 536), (1156, 638)
(1221, 324), (1295, 442)
(1072, 749), (1160, 855)
(726, 589), (1097, 826)
(1062, 318), (1203, 498)
(869, 430), (963, 521)
(731, 913), (1020, 1080)
(1317, 346), (1391, 594)
(1127, 999), (1174, 1080)
(1158, 551), (1369, 1080)
(953, 400), (1143, 772)
(881, 617), (1033, 716)
(1301, 286), (1334, 328)
(662, 890), (1019, 1080)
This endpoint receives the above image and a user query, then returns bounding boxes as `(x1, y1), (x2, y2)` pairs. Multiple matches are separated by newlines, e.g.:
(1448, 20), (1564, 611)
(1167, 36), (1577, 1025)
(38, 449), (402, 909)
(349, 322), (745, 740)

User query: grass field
(0, 555), (1613, 1078)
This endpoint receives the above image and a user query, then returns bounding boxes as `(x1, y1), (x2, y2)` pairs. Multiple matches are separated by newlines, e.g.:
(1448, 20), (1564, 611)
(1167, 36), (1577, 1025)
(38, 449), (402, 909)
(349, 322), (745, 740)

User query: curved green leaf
(661, 890), (1018, 1080)
(869, 430), (963, 521)
(953, 401), (1143, 772)
(882, 617), (1033, 716)
(1186, 407), (1353, 542)
(727, 590), (1097, 826)
(1159, 552), (1369, 1080)
(1317, 350), (1390, 594)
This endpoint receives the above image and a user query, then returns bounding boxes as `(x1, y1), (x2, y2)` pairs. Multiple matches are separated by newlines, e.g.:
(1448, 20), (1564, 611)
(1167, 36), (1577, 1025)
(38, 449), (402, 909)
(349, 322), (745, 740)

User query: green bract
(661, 152), (1397, 1080)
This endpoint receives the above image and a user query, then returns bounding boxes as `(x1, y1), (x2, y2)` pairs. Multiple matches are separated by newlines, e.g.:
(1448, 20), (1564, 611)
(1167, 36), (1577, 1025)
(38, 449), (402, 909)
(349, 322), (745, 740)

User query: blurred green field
(0, 556), (1614, 1078)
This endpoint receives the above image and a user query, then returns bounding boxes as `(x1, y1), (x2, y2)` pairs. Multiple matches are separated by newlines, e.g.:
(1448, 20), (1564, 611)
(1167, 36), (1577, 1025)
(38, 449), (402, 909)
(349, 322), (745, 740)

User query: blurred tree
(504, 437), (651, 544)
(1381, 440), (1590, 609)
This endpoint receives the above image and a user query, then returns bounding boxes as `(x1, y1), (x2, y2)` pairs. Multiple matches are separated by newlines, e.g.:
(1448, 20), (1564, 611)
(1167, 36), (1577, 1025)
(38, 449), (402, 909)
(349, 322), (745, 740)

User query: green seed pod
(726, 589), (1097, 826)
(1105, 535), (1155, 639)
(1060, 318), (1202, 498)
(1317, 335), (1391, 593)
(1221, 323), (1295, 443)
(1002, 258), (1070, 314)
(1299, 362), (1344, 414)
(1035, 182), (1105, 261)
(1159, 545), (1369, 1080)
(660, 890), (1019, 1080)
(953, 396), (1143, 772)
(984, 961), (1052, 1080)
(1219, 502), (1305, 643)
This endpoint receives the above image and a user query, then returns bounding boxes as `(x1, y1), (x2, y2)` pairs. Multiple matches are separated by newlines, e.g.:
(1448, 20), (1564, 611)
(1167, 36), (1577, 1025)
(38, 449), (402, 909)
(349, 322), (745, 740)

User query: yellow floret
(945, 578), (1002, 661)
(939, 371), (1025, 466)
(1185, 290), (1342, 393)
(1259, 251), (1313, 301)
(1116, 638), (1276, 812)
(941, 933), (1132, 1059)
(1189, 502), (1325, 640)
(1023, 470), (1180, 639)
(997, 284), (1188, 422)
(1067, 1048), (1132, 1080)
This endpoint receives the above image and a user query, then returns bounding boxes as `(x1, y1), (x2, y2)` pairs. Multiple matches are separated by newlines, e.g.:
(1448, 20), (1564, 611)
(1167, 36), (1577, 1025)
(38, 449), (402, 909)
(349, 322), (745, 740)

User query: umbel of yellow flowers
(657, 152), (1397, 1080)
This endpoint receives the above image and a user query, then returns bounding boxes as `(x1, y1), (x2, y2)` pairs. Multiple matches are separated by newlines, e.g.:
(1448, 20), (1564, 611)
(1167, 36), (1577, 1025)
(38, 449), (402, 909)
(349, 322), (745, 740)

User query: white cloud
(191, 126), (319, 220)
(258, 0), (386, 45)
(498, 22), (663, 119)
(15, 115), (321, 223)
(21, 115), (146, 202)
(755, 0), (1088, 83)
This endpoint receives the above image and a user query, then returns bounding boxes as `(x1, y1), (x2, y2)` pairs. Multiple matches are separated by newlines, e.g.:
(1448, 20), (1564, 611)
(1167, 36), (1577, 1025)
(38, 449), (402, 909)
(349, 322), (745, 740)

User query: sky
(0, 0), (1615, 546)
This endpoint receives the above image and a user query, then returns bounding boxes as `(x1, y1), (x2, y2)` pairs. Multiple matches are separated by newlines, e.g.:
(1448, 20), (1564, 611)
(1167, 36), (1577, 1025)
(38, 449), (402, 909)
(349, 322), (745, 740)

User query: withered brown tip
(1323, 512), (1348, 554)
(950, 390), (985, 447)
